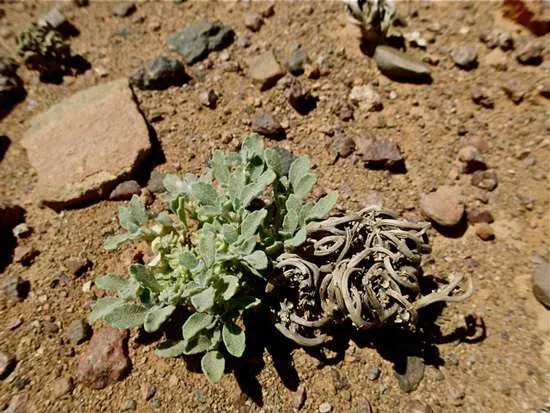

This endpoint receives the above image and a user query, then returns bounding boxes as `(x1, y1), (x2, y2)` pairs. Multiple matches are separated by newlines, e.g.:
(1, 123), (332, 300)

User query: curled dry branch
(267, 206), (473, 346)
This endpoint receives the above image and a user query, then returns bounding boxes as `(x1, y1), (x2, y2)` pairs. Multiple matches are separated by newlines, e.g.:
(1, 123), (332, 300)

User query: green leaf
(144, 305), (176, 333)
(281, 210), (298, 235)
(285, 194), (301, 214)
(104, 234), (130, 250)
(129, 195), (149, 225)
(239, 169), (276, 208)
(104, 304), (148, 329)
(228, 296), (261, 313)
(263, 148), (282, 175)
(299, 203), (313, 226)
(191, 287), (216, 312)
(191, 182), (218, 206)
(129, 264), (161, 293)
(241, 209), (267, 238)
(163, 174), (187, 195)
(244, 250), (268, 270)
(201, 351), (225, 383)
(284, 228), (307, 248)
(182, 312), (215, 340)
(88, 297), (124, 322)
(265, 241), (283, 256)
(307, 192), (337, 221)
(293, 173), (316, 199)
(179, 251), (199, 270)
(220, 275), (239, 301)
(222, 323), (246, 357)
(228, 167), (246, 206)
(199, 230), (216, 267)
(118, 207), (138, 233)
(275, 147), (296, 176)
(155, 340), (187, 358)
(155, 212), (172, 226)
(95, 274), (129, 293)
(211, 151), (229, 187)
(222, 224), (239, 244)
(232, 236), (256, 256)
(183, 334), (212, 355)
(288, 156), (310, 189)
(197, 205), (223, 217)
(241, 134), (264, 159)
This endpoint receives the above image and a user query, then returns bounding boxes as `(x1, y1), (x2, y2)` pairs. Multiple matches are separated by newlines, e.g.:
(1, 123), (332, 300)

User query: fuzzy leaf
(222, 224), (239, 244)
(155, 340), (186, 358)
(285, 195), (301, 215)
(275, 147), (296, 176)
(263, 148), (282, 175)
(293, 173), (316, 199)
(128, 195), (148, 225)
(232, 236), (256, 256)
(284, 228), (307, 248)
(130, 264), (161, 293)
(281, 210), (298, 235)
(201, 351), (225, 383)
(228, 167), (246, 205)
(95, 274), (129, 293)
(222, 323), (245, 357)
(244, 250), (268, 270)
(183, 334), (212, 355)
(182, 312), (215, 340)
(241, 134), (264, 159)
(144, 305), (176, 333)
(228, 296), (261, 313)
(199, 230), (216, 267)
(211, 151), (229, 187)
(104, 234), (130, 250)
(118, 207), (139, 233)
(288, 156), (310, 189)
(220, 275), (239, 300)
(307, 192), (337, 221)
(191, 287), (216, 312)
(241, 209), (267, 238)
(197, 205), (223, 217)
(179, 251), (199, 270)
(155, 212), (172, 226)
(163, 174), (186, 195)
(88, 297), (124, 322)
(239, 169), (276, 208)
(104, 304), (148, 329)
(191, 182), (218, 206)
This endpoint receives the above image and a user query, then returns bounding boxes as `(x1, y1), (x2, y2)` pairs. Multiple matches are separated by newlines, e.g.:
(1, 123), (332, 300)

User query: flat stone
(51, 377), (74, 399)
(467, 208), (494, 224)
(77, 326), (131, 389)
(353, 134), (403, 169)
(109, 180), (141, 201)
(4, 394), (37, 413)
(251, 112), (285, 139)
(420, 186), (464, 227)
(0, 275), (29, 302)
(0, 350), (16, 379)
(395, 356), (425, 392)
(247, 51), (285, 91)
(533, 260), (550, 308)
(373, 45), (431, 81)
(112, 3), (136, 17)
(451, 45), (478, 69)
(167, 21), (234, 65)
(21, 79), (151, 210)
(130, 56), (188, 90)
(501, 81), (525, 104)
(12, 223), (31, 238)
(66, 319), (92, 345)
(319, 402), (332, 413)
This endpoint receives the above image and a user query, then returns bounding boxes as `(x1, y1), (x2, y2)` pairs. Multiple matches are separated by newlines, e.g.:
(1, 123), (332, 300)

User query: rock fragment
(12, 223), (31, 239)
(407, 400), (435, 413)
(288, 44), (307, 76)
(533, 260), (550, 308)
(244, 13), (263, 32)
(373, 45), (431, 81)
(39, 9), (75, 36)
(0, 350), (16, 379)
(51, 377), (74, 399)
(353, 134), (403, 169)
(0, 275), (29, 302)
(21, 79), (151, 210)
(109, 180), (141, 201)
(483, 48), (508, 71)
(451, 45), (478, 69)
(66, 319), (92, 345)
(475, 223), (495, 240)
(501, 81), (525, 104)
(318, 402), (332, 413)
(130, 56), (188, 90)
(471, 170), (498, 191)
(471, 88), (494, 109)
(0, 199), (24, 234)
(199, 89), (218, 109)
(349, 85), (383, 112)
(168, 21), (234, 65)
(286, 78), (314, 114)
(420, 186), (464, 227)
(466, 209), (494, 224)
(516, 42), (544, 65)
(502, 0), (550, 36)
(293, 384), (307, 410)
(77, 326), (131, 389)
(395, 356), (425, 392)
(457, 145), (486, 173)
(147, 171), (166, 194)
(112, 3), (136, 17)
(251, 112), (285, 139)
(247, 51), (285, 91)
(4, 394), (37, 413)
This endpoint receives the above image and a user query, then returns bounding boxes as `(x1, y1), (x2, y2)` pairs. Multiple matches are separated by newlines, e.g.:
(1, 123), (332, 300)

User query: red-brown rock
(77, 326), (131, 389)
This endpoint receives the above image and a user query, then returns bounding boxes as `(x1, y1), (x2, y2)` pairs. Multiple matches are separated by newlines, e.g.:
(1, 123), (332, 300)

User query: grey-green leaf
(155, 340), (187, 358)
(222, 323), (246, 358)
(198, 230), (216, 267)
(220, 275), (239, 301)
(179, 251), (199, 270)
(284, 228), (307, 248)
(293, 173), (316, 199)
(212, 151), (229, 187)
(263, 148), (282, 175)
(244, 250), (268, 270)
(128, 195), (149, 225)
(241, 209), (267, 238)
(129, 264), (161, 293)
(103, 304), (148, 329)
(288, 156), (310, 189)
(307, 192), (337, 221)
(88, 297), (124, 322)
(191, 287), (216, 312)
(191, 182), (218, 206)
(95, 274), (129, 293)
(183, 334), (212, 355)
(241, 134), (264, 159)
(239, 169), (276, 208)
(144, 305), (176, 333)
(182, 312), (215, 340)
(201, 351), (225, 383)
(104, 234), (130, 251)
(281, 210), (298, 235)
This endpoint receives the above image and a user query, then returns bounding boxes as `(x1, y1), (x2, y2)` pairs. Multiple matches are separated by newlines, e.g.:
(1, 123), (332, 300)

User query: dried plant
(267, 207), (473, 346)
(343, 0), (396, 41)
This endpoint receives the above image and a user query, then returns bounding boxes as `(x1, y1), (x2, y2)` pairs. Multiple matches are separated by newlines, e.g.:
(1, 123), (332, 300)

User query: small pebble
(367, 366), (381, 381)
(0, 350), (16, 379)
(120, 399), (137, 411)
(475, 223), (495, 240)
(319, 402), (332, 413)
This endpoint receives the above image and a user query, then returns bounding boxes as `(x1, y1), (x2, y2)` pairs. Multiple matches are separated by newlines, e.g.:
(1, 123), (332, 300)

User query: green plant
(16, 23), (71, 77)
(90, 135), (337, 383)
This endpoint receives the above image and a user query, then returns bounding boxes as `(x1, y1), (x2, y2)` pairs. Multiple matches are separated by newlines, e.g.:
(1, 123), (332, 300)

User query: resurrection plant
(90, 135), (473, 383)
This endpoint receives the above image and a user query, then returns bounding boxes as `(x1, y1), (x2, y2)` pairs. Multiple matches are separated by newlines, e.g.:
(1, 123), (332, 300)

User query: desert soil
(0, 1), (549, 413)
